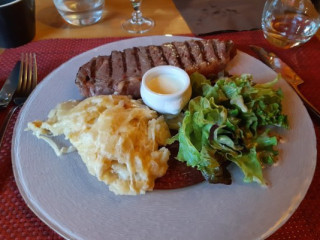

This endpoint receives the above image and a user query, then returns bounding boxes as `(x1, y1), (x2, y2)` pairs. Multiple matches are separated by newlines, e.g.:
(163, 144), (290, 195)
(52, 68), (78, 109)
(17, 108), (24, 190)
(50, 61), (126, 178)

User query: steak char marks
(75, 39), (236, 99)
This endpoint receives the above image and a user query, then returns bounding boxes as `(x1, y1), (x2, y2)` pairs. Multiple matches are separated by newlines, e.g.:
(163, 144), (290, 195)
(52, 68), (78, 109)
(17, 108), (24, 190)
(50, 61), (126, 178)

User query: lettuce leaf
(170, 73), (288, 185)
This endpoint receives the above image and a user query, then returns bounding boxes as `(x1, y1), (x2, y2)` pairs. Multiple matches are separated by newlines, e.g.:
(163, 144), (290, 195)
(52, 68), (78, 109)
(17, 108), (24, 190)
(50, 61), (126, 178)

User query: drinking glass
(261, 0), (320, 48)
(122, 0), (154, 34)
(53, 0), (104, 26)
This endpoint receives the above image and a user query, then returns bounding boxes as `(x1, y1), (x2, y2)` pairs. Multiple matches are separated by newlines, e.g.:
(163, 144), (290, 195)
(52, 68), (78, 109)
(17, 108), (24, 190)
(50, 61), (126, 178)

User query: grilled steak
(75, 39), (236, 99)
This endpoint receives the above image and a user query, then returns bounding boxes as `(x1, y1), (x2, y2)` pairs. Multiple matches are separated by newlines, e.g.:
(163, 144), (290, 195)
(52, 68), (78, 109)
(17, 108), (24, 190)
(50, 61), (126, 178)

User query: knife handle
(293, 86), (320, 119)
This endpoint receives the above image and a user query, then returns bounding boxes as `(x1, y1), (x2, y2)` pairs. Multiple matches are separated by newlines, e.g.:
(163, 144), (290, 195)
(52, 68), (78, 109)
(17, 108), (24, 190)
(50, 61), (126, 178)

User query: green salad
(168, 72), (288, 185)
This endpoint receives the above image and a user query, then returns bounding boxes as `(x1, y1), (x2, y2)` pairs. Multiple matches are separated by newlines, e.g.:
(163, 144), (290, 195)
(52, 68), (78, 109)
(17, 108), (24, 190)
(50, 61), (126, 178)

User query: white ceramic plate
(12, 36), (317, 240)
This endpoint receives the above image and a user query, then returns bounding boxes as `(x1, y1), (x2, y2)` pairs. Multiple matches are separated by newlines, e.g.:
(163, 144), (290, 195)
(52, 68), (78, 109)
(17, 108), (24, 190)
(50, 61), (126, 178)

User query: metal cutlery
(250, 45), (320, 119)
(0, 53), (37, 146)
(0, 61), (21, 109)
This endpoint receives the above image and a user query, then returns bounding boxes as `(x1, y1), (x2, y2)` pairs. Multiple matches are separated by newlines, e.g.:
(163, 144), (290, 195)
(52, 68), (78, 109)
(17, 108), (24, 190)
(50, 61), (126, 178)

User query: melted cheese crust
(27, 95), (171, 195)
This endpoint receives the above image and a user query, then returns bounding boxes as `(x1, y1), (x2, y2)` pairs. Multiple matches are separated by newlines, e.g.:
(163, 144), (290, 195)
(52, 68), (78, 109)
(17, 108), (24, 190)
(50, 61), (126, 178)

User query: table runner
(0, 30), (319, 239)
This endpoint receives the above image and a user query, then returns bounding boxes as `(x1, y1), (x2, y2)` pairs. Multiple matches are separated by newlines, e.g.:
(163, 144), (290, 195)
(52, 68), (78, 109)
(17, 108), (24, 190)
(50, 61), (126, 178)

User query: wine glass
(261, 0), (320, 48)
(122, 0), (154, 34)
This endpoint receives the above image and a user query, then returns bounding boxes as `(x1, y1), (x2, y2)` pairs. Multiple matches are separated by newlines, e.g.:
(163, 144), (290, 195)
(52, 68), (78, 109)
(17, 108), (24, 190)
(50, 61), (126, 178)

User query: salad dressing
(141, 65), (191, 115)
(147, 74), (183, 94)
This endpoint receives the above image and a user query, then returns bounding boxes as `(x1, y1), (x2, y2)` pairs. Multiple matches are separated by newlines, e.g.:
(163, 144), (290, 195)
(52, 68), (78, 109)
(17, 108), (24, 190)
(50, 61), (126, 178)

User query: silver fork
(0, 53), (38, 146)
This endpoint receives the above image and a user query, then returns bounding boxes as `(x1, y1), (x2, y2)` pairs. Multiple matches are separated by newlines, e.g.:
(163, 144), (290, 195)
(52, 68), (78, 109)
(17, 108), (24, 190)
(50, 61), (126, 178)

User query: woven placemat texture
(0, 31), (319, 239)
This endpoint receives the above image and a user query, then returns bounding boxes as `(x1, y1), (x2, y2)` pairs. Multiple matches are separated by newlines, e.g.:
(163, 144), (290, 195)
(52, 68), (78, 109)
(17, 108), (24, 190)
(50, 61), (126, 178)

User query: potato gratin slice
(27, 95), (171, 195)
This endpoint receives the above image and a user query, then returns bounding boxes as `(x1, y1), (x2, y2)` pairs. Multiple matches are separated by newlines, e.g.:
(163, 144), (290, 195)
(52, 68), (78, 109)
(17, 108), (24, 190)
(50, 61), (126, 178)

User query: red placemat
(0, 30), (319, 240)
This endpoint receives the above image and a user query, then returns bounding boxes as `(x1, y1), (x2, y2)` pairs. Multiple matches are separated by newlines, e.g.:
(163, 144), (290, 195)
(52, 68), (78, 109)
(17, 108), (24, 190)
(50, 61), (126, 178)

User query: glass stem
(131, 1), (143, 24)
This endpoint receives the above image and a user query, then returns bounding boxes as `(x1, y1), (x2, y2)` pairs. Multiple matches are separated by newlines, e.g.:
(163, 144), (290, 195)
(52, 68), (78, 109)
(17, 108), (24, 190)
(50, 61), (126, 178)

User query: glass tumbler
(53, 0), (104, 26)
(261, 0), (320, 48)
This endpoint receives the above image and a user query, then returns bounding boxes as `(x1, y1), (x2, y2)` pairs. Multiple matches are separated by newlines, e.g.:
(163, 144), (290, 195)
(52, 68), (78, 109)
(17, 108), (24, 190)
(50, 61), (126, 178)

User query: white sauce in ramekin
(140, 66), (192, 115)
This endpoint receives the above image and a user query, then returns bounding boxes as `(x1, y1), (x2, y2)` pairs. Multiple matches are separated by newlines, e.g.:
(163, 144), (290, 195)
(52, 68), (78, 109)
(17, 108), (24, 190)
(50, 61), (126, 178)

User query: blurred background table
(2, 0), (190, 50)
(35, 0), (191, 38)
(0, 0), (191, 54)
(1, 0), (319, 54)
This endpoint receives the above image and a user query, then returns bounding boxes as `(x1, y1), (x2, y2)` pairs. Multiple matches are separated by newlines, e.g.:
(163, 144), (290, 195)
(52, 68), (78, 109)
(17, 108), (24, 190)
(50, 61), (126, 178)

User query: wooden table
(0, 0), (191, 54)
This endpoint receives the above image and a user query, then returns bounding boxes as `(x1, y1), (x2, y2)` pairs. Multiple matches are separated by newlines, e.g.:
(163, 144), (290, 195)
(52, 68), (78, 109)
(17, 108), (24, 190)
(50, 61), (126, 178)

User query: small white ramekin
(140, 65), (192, 115)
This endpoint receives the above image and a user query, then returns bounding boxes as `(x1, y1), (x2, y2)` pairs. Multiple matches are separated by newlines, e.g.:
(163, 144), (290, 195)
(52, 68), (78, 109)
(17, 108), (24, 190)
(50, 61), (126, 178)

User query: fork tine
(16, 53), (37, 97)
(31, 53), (37, 90)
(26, 53), (33, 94)
(16, 53), (25, 94)
(22, 53), (28, 95)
